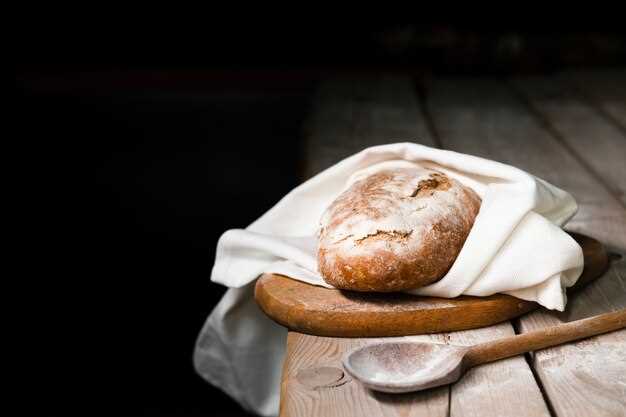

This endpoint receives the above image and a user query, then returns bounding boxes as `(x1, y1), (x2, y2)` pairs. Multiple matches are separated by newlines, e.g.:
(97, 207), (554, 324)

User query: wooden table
(279, 70), (626, 417)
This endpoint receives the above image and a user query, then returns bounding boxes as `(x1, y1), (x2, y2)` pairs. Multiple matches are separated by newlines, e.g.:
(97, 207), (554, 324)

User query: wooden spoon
(343, 309), (626, 393)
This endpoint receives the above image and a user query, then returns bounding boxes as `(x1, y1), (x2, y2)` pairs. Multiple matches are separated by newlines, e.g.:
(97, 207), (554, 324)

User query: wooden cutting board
(254, 233), (608, 337)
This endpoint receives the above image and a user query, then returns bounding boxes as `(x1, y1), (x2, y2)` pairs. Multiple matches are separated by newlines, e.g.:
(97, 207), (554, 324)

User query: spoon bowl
(343, 342), (469, 393)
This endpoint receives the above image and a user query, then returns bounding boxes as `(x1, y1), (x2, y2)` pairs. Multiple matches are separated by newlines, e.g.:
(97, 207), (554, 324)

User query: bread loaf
(317, 162), (481, 292)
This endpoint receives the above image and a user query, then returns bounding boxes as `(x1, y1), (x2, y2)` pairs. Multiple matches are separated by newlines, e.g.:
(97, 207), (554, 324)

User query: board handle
(463, 309), (626, 368)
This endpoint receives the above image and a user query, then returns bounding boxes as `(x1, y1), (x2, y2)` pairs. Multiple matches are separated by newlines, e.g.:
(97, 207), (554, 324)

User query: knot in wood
(296, 366), (346, 389)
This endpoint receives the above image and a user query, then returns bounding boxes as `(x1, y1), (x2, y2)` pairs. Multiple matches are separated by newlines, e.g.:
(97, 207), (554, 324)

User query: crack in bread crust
(354, 230), (413, 244)
(409, 172), (451, 197)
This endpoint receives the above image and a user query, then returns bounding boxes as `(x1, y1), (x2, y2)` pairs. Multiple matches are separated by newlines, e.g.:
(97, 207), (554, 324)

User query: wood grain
(464, 309), (626, 368)
(564, 69), (626, 130)
(511, 75), (626, 206)
(422, 77), (626, 250)
(255, 234), (607, 337)
(511, 75), (626, 417)
(301, 75), (434, 179)
(280, 332), (449, 417)
(446, 323), (551, 417)
(422, 77), (626, 417)
(515, 260), (626, 417)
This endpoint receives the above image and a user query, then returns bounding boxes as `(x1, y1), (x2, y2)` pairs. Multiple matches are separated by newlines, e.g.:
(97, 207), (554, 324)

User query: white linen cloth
(194, 142), (583, 417)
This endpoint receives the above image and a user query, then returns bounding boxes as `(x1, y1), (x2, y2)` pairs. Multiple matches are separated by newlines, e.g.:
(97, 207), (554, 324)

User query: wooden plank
(511, 75), (626, 206)
(280, 75), (550, 417)
(422, 77), (626, 250)
(423, 77), (626, 417)
(516, 275), (626, 417)
(564, 69), (626, 129)
(447, 324), (551, 417)
(301, 75), (434, 178)
(512, 74), (626, 417)
(280, 333), (449, 417)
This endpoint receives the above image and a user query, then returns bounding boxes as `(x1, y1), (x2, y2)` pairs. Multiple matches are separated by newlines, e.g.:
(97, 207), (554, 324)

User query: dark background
(17, 22), (625, 416)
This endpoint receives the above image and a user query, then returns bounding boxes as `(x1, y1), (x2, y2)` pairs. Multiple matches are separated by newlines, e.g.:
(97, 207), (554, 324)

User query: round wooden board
(254, 233), (608, 337)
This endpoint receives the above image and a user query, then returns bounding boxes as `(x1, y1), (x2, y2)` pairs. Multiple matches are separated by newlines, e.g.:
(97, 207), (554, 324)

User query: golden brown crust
(317, 166), (481, 292)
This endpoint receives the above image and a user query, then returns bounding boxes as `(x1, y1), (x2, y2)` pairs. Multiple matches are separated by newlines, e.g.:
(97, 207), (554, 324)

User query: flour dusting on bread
(317, 163), (481, 292)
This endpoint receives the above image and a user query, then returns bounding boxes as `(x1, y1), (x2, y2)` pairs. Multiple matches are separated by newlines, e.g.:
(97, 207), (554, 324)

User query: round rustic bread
(317, 162), (481, 292)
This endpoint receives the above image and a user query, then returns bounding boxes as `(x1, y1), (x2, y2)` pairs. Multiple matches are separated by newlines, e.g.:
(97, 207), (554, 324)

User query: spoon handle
(464, 309), (626, 368)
